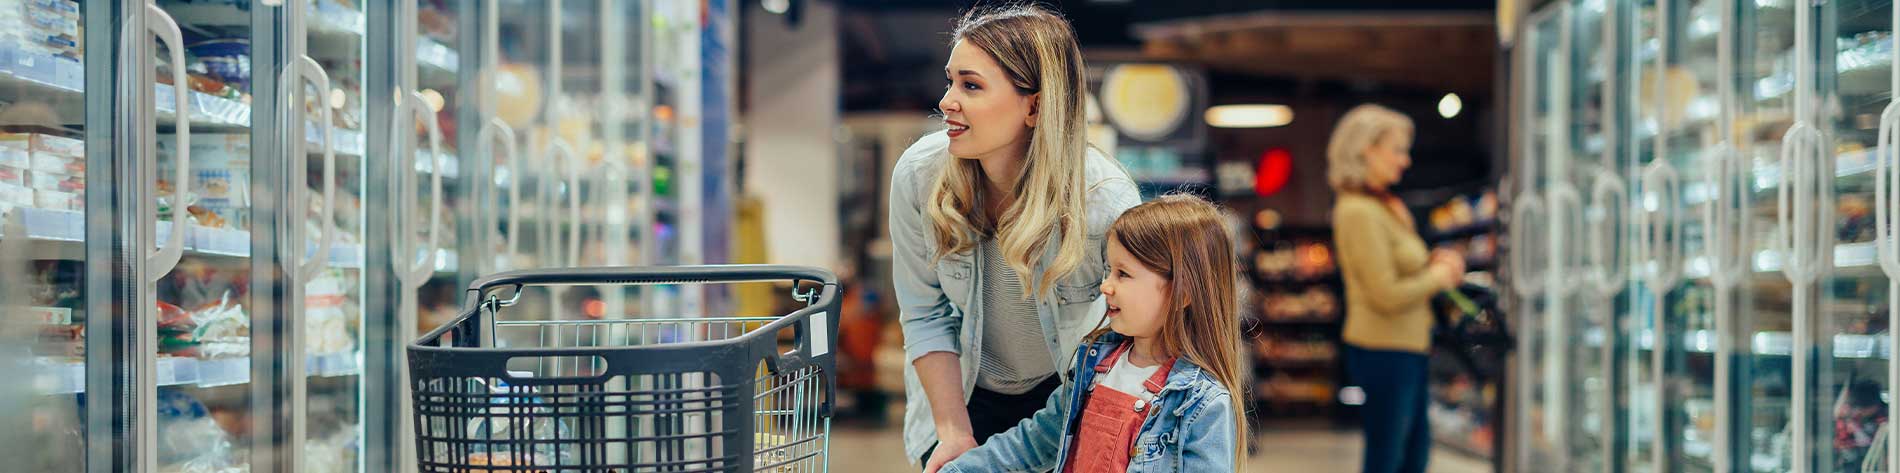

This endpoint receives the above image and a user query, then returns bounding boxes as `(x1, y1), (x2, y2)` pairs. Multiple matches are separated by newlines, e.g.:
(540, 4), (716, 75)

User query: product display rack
(1241, 220), (1352, 423)
(0, 1), (717, 472)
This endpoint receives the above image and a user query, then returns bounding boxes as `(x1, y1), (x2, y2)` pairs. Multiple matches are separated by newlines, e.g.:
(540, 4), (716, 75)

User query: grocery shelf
(171, 0), (458, 77)
(35, 351), (361, 394)
(1587, 326), (1891, 359)
(5, 208), (366, 268)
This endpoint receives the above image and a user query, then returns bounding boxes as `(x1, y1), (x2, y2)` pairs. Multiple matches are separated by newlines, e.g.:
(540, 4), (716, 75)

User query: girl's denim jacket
(941, 332), (1237, 472)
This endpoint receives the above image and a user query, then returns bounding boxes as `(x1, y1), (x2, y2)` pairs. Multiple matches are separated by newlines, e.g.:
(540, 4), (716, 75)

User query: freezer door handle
(391, 90), (444, 287)
(281, 56), (337, 281)
(478, 119), (521, 273)
(1510, 193), (1546, 298)
(1586, 169), (1627, 296)
(146, 3), (189, 281)
(1777, 123), (1827, 284)
(549, 138), (581, 267)
(1638, 161), (1683, 292)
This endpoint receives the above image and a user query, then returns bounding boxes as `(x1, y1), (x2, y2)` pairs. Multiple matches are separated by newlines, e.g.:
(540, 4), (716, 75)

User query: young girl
(931, 194), (1249, 473)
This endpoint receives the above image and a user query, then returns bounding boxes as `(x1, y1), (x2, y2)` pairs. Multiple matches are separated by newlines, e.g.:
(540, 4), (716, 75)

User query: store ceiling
(1134, 12), (1497, 95)
(830, 0), (1498, 111)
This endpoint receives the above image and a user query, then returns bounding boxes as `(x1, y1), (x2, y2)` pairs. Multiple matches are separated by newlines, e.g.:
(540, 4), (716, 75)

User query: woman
(887, 5), (1140, 472)
(1328, 104), (1465, 473)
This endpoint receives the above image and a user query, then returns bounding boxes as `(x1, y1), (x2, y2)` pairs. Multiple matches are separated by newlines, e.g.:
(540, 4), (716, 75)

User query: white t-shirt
(1094, 354), (1164, 404)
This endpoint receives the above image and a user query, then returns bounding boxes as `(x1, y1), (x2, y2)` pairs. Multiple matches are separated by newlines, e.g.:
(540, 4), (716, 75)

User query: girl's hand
(924, 434), (978, 473)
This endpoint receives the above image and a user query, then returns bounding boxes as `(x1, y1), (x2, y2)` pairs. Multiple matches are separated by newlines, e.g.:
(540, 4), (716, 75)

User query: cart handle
(464, 264), (839, 296)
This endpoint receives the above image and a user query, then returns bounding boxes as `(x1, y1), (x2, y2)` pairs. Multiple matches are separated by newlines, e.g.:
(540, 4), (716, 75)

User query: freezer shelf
(167, 0), (458, 76)
(2, 208), (367, 268)
(1584, 326), (1890, 359)
(31, 352), (361, 394)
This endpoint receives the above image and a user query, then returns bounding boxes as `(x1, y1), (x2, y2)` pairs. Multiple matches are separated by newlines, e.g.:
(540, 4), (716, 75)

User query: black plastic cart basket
(408, 265), (841, 472)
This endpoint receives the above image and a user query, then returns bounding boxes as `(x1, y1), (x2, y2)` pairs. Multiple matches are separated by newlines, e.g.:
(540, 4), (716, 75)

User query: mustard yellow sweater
(1332, 192), (1440, 354)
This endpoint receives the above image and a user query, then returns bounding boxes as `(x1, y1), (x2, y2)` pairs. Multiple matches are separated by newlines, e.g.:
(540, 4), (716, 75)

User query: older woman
(1327, 104), (1465, 473)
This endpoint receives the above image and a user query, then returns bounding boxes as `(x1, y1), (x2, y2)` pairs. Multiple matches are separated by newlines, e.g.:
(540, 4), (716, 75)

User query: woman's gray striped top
(976, 238), (1057, 394)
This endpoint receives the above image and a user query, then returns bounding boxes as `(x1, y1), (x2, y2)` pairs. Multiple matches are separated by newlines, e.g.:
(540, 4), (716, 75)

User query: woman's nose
(938, 91), (957, 114)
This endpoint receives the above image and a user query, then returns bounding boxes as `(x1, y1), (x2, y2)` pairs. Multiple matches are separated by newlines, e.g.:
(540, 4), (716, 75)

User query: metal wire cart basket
(408, 265), (840, 472)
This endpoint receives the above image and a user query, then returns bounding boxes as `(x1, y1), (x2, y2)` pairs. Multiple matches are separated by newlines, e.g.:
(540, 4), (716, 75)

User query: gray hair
(1326, 104), (1413, 191)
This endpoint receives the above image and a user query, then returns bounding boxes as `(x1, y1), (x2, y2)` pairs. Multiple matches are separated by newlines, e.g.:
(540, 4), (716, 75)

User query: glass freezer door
(1516, 7), (1565, 471)
(1812, 0), (1896, 471)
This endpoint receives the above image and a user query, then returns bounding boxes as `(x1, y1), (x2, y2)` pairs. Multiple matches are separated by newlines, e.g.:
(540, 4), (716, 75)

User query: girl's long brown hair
(1104, 194), (1249, 462)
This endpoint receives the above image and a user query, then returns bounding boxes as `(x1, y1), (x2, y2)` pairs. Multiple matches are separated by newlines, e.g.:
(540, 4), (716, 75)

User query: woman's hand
(924, 434), (979, 473)
(1429, 250), (1466, 289)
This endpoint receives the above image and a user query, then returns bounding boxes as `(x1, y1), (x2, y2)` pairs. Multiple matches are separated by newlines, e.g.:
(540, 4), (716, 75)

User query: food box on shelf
(29, 151), (81, 175)
(25, 306), (71, 325)
(28, 133), (81, 158)
(161, 133), (250, 229)
(26, 171), (81, 194)
(0, 165), (24, 187)
(0, 141), (28, 170)
(34, 188), (77, 211)
(0, 181), (33, 208)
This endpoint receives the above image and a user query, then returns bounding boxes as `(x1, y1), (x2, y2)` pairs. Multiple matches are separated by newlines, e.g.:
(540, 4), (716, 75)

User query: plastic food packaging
(26, 170), (82, 194)
(29, 151), (83, 176)
(161, 133), (248, 229)
(155, 390), (240, 473)
(450, 376), (575, 468)
(33, 188), (78, 212)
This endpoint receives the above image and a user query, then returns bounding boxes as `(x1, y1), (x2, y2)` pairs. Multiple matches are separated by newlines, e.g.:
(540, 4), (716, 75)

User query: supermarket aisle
(825, 423), (1493, 472)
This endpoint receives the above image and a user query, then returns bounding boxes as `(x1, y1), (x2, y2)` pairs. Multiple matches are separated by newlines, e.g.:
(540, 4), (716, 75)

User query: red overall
(1065, 342), (1174, 473)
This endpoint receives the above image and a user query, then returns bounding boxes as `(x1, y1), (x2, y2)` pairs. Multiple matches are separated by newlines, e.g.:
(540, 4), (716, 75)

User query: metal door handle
(1549, 182), (1587, 293)
(1778, 123), (1827, 284)
(1707, 144), (1749, 287)
(1587, 169), (1628, 296)
(146, 3), (189, 281)
(1510, 194), (1546, 298)
(282, 56), (336, 281)
(478, 119), (520, 273)
(1876, 103), (1900, 279)
(391, 90), (444, 286)
(1639, 161), (1684, 292)
(549, 139), (581, 267)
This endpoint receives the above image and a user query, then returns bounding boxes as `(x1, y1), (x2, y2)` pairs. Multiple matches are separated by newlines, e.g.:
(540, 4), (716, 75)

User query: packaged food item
(0, 165), (25, 187)
(30, 151), (83, 175)
(305, 270), (353, 355)
(33, 188), (78, 211)
(0, 181), (33, 208)
(25, 306), (71, 324)
(27, 133), (82, 158)
(26, 171), (82, 193)
(0, 142), (30, 169)
(162, 133), (248, 229)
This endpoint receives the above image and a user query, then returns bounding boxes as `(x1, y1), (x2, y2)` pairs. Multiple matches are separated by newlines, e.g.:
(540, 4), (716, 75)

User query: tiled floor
(824, 421), (1494, 472)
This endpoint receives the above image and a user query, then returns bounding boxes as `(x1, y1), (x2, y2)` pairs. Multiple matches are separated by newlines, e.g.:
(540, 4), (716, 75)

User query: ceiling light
(762, 0), (789, 14)
(1438, 93), (1463, 119)
(1204, 104), (1292, 128)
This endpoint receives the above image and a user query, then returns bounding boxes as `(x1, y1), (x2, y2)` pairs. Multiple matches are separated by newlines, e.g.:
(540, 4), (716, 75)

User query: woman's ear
(1023, 93), (1040, 128)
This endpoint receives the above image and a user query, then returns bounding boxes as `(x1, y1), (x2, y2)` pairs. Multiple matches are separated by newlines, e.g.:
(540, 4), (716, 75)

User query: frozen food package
(26, 133), (81, 158)
(29, 151), (82, 176)
(25, 171), (82, 194)
(33, 188), (78, 212)
(162, 133), (249, 229)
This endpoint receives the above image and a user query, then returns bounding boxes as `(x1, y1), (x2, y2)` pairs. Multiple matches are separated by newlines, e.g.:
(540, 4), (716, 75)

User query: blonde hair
(1100, 194), (1249, 465)
(926, 4), (1091, 295)
(1327, 104), (1414, 191)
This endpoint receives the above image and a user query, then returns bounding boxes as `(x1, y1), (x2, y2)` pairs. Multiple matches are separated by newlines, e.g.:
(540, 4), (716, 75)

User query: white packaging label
(809, 312), (829, 357)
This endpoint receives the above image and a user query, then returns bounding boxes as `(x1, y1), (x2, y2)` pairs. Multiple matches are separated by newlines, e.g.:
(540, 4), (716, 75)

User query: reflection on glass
(1816, 0), (1894, 471)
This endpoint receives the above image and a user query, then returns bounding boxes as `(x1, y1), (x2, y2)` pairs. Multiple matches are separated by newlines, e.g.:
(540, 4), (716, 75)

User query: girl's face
(1363, 130), (1412, 190)
(939, 40), (1038, 161)
(1102, 236), (1170, 340)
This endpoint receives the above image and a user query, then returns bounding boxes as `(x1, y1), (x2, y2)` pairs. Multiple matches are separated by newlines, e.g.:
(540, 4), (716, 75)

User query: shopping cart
(408, 265), (840, 472)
